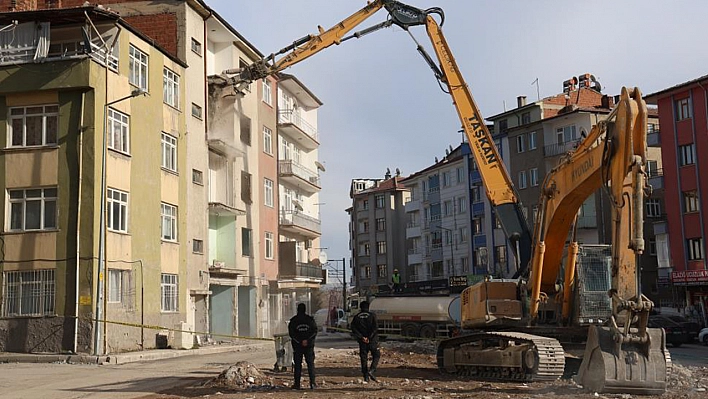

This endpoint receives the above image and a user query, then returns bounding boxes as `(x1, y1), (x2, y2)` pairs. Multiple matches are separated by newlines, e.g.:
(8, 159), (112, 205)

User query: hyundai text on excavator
(223, 0), (668, 395)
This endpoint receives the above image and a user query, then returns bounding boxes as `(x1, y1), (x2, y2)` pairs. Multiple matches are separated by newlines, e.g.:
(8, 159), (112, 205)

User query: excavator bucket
(576, 325), (668, 395)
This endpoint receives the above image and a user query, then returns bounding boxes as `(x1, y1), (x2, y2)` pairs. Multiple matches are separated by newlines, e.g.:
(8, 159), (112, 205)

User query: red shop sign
(672, 269), (708, 285)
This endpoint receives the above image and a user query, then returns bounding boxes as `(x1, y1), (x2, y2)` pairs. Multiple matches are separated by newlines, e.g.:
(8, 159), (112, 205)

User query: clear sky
(208, 0), (708, 278)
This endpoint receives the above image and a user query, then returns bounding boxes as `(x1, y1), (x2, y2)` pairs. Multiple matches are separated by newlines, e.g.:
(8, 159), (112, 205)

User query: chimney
(563, 77), (578, 94)
(517, 96), (527, 108)
(601, 95), (615, 109)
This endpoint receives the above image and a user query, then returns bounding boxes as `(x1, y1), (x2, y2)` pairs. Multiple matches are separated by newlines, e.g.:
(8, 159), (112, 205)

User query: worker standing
(391, 269), (401, 293)
(350, 300), (380, 382)
(288, 303), (318, 389)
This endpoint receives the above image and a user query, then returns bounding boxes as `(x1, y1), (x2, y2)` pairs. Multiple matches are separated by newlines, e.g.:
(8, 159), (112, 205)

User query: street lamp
(93, 88), (147, 356)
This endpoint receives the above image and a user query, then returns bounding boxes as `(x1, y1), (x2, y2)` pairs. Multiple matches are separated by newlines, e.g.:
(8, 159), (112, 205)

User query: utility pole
(342, 257), (347, 311)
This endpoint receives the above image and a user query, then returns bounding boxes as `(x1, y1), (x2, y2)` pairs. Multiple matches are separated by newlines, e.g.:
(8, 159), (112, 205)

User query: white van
(314, 308), (347, 331)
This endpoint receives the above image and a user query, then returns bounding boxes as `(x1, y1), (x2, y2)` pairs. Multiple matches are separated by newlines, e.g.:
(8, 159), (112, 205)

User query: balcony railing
(280, 210), (321, 233)
(295, 262), (323, 279)
(279, 160), (320, 187)
(544, 140), (581, 157)
(278, 109), (318, 141)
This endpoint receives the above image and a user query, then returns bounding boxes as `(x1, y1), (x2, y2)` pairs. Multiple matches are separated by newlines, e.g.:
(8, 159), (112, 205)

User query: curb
(0, 342), (272, 366)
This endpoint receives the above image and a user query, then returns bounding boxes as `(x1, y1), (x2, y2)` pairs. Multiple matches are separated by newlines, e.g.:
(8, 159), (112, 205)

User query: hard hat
(394, 269), (398, 272)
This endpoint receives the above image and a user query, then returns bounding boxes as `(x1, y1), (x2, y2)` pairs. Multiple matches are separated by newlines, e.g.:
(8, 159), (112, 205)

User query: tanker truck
(347, 294), (461, 339)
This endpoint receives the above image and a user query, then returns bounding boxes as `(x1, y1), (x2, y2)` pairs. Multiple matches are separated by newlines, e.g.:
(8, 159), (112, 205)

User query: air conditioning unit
(212, 260), (225, 268)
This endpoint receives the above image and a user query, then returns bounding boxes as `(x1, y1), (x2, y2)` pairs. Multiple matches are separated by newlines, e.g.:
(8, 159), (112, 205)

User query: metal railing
(279, 210), (321, 233)
(279, 160), (320, 187)
(544, 140), (580, 157)
(2, 269), (55, 317)
(295, 262), (323, 278)
(278, 109), (319, 141)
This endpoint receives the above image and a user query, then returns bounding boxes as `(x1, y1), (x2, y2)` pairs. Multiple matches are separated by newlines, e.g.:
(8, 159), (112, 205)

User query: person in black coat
(288, 303), (318, 389)
(350, 300), (381, 382)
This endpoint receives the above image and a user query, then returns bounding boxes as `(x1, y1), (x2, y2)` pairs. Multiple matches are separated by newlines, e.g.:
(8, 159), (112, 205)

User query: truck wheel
(402, 324), (419, 338)
(419, 324), (437, 339)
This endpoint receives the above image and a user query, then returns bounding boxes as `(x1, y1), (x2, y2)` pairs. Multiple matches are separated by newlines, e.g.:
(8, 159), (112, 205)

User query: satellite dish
(319, 251), (328, 264)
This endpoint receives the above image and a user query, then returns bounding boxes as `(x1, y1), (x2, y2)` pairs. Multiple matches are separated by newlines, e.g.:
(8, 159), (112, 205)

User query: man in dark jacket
(288, 303), (318, 389)
(350, 300), (380, 382)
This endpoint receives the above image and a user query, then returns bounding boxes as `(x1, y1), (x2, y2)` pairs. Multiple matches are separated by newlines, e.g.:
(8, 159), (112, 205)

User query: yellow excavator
(224, 1), (668, 394)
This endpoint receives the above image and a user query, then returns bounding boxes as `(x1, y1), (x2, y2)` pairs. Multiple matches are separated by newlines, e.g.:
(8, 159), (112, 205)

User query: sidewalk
(0, 340), (272, 365)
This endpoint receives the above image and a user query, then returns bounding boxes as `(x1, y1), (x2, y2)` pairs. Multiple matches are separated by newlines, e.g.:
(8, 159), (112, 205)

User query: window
(375, 194), (385, 208)
(264, 178), (274, 207)
(378, 264), (387, 278)
(107, 108), (129, 153)
(376, 218), (386, 231)
(129, 45), (148, 90)
(193, 239), (204, 254)
(528, 131), (537, 150)
(456, 167), (464, 184)
(649, 240), (657, 256)
(160, 274), (178, 312)
(679, 143), (696, 166)
(265, 232), (274, 259)
(9, 187), (57, 231)
(461, 257), (469, 273)
(163, 67), (179, 108)
(1, 270), (55, 317)
(161, 133), (177, 172)
(676, 98), (691, 121)
(495, 245), (507, 266)
(518, 170), (527, 189)
(362, 199), (369, 210)
(687, 237), (704, 261)
(646, 199), (661, 217)
(242, 228), (252, 257)
(161, 203), (177, 241)
(444, 200), (454, 216)
(498, 119), (508, 133)
(241, 171), (252, 204)
(191, 103), (202, 119)
(361, 266), (371, 279)
(377, 241), (387, 254)
(107, 188), (128, 232)
(442, 171), (451, 187)
(472, 186), (482, 203)
(358, 219), (369, 233)
(359, 242), (370, 256)
(458, 227), (468, 243)
(516, 135), (525, 153)
(530, 168), (539, 186)
(683, 191), (700, 213)
(457, 197), (467, 213)
(192, 169), (203, 185)
(190, 37), (202, 55)
(108, 269), (130, 303)
(473, 217), (483, 235)
(646, 160), (659, 177)
(521, 112), (531, 124)
(263, 126), (273, 155)
(8, 105), (58, 147)
(262, 78), (272, 105)
(532, 205), (539, 223)
(444, 229), (453, 245)
(557, 125), (577, 144)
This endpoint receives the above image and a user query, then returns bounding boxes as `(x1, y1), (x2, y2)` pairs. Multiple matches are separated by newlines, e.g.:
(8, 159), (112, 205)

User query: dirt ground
(141, 340), (708, 399)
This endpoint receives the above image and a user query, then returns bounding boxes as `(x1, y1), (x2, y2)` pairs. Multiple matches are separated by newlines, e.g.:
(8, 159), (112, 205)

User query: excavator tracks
(437, 331), (565, 382)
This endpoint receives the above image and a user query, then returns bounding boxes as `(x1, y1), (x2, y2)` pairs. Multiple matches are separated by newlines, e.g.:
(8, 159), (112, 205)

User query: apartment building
(402, 148), (477, 287)
(0, 0), (326, 352)
(646, 75), (708, 320)
(275, 74), (324, 333)
(0, 6), (189, 353)
(348, 174), (409, 295)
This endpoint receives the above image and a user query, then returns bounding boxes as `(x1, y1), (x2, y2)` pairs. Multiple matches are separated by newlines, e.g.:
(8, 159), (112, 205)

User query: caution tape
(71, 316), (451, 343)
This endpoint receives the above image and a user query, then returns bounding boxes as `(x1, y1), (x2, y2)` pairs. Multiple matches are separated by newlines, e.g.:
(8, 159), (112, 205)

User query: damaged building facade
(0, 0), (325, 353)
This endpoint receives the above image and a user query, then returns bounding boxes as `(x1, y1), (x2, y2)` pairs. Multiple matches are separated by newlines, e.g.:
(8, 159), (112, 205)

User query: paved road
(0, 334), (705, 399)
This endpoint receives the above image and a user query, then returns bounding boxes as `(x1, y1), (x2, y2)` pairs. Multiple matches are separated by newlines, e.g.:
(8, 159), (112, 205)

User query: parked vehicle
(665, 315), (702, 340)
(699, 327), (708, 345)
(648, 316), (690, 347)
(314, 308), (347, 331)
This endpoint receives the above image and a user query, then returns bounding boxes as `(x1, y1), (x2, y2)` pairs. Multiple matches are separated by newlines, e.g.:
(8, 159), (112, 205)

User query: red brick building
(646, 74), (708, 324)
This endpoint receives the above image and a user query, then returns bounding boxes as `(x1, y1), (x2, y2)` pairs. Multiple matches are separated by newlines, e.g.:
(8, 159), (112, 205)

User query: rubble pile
(208, 361), (274, 389)
(668, 364), (708, 393)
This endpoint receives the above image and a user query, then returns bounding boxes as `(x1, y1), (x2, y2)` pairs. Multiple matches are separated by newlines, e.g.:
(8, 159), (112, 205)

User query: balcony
(407, 248), (422, 265)
(648, 169), (663, 190)
(280, 210), (321, 237)
(278, 242), (323, 287)
(405, 198), (421, 212)
(544, 140), (580, 157)
(278, 110), (319, 150)
(406, 222), (421, 238)
(472, 202), (485, 216)
(279, 160), (321, 194)
(647, 131), (661, 147)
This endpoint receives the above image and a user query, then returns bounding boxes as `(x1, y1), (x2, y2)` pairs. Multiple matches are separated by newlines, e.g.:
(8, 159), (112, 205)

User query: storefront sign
(671, 270), (708, 286)
(449, 275), (468, 287)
